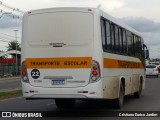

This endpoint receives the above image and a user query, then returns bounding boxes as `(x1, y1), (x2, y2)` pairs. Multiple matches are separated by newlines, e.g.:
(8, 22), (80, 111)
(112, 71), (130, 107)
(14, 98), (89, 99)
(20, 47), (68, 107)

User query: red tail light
(22, 71), (27, 76)
(92, 71), (98, 76)
(22, 61), (29, 82)
(90, 60), (101, 82)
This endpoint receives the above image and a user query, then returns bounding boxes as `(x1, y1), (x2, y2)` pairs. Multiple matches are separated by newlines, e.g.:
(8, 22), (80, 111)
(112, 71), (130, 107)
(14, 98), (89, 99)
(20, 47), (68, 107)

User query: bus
(21, 7), (148, 109)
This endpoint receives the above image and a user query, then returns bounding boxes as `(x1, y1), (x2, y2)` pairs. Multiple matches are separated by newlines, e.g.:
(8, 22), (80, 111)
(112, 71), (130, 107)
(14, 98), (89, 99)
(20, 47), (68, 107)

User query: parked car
(146, 64), (159, 77)
(150, 62), (159, 66)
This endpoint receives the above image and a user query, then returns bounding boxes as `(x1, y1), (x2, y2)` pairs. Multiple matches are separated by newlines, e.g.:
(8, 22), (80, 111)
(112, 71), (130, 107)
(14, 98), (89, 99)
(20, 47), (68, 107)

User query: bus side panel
(119, 68), (133, 95)
(102, 53), (142, 99)
(132, 74), (140, 93)
(131, 68), (144, 93)
(102, 76), (120, 99)
(102, 70), (131, 99)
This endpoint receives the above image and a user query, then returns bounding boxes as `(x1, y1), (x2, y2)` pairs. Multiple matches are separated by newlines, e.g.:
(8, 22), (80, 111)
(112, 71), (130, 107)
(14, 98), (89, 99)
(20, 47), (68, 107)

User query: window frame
(100, 17), (143, 59)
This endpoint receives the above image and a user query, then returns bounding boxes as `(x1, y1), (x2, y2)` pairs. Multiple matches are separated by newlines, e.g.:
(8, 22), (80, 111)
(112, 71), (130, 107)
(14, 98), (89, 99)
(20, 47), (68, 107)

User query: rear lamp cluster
(21, 61), (29, 83)
(89, 60), (101, 83)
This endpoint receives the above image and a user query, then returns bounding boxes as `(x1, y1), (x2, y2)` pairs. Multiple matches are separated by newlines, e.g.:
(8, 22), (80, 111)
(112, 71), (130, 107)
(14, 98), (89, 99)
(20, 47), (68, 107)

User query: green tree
(7, 41), (21, 51)
(7, 41), (21, 59)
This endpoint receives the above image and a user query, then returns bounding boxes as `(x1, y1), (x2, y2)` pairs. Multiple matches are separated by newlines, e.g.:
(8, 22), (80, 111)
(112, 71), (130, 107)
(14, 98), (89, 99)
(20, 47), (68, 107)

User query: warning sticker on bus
(26, 57), (92, 69)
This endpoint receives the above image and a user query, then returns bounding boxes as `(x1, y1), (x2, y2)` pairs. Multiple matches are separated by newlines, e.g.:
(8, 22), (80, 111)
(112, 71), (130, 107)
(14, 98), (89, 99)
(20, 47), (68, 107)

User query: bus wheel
(55, 99), (75, 108)
(134, 81), (143, 98)
(114, 82), (124, 109)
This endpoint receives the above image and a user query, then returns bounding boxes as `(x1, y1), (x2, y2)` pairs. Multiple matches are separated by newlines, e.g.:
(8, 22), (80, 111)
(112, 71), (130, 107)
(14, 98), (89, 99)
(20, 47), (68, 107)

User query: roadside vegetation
(0, 90), (22, 100)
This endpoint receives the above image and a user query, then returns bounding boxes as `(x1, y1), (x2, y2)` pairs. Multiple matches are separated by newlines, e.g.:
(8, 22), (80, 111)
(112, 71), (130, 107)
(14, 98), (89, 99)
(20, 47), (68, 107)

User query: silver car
(146, 64), (159, 77)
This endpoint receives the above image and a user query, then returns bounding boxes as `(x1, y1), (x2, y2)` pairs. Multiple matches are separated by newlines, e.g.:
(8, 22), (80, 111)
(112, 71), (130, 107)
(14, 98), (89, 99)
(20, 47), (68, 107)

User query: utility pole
(14, 30), (18, 76)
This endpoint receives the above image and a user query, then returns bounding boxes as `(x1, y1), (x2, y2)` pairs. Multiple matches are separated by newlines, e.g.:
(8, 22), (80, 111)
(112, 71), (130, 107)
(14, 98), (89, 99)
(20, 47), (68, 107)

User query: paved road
(0, 77), (21, 92)
(0, 77), (160, 119)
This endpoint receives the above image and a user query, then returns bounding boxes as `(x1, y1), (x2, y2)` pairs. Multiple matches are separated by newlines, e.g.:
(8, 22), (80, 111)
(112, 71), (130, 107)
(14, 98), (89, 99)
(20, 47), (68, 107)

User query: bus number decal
(31, 69), (40, 79)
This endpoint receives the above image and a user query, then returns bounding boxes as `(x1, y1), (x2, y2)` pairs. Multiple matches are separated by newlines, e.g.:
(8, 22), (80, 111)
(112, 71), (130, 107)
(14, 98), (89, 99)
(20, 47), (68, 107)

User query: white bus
(21, 7), (148, 109)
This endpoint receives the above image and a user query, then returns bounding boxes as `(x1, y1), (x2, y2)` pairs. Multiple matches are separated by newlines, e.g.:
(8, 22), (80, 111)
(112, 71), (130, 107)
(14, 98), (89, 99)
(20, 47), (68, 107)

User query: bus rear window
(27, 12), (93, 44)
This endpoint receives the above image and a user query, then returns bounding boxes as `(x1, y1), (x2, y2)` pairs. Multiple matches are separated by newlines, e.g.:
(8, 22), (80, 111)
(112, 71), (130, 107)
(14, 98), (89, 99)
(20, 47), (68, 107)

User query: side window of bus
(134, 36), (142, 59)
(110, 23), (115, 52)
(101, 19), (107, 51)
(134, 35), (139, 57)
(100, 18), (142, 57)
(105, 21), (111, 51)
(139, 38), (142, 54)
(119, 28), (123, 54)
(131, 34), (135, 56)
(126, 31), (132, 56)
(114, 25), (119, 53)
(138, 37), (143, 60)
(122, 29), (127, 55)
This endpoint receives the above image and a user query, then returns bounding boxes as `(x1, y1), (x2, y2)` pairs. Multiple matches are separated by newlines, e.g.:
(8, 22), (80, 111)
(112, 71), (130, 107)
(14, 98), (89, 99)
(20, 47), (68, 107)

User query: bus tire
(114, 82), (124, 109)
(134, 81), (143, 98)
(55, 99), (75, 108)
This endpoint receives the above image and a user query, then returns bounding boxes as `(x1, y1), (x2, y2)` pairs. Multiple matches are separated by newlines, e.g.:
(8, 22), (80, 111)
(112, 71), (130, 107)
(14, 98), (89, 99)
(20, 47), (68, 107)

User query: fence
(0, 59), (20, 77)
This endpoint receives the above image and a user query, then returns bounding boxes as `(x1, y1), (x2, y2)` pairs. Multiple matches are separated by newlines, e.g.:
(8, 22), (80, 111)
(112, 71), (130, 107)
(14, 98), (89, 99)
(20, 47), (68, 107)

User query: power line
(5, 13), (21, 19)
(10, 14), (21, 19)
(0, 37), (21, 42)
(0, 32), (21, 39)
(0, 9), (22, 19)
(0, 1), (24, 20)
(0, 36), (15, 41)
(0, 1), (24, 14)
(0, 39), (10, 42)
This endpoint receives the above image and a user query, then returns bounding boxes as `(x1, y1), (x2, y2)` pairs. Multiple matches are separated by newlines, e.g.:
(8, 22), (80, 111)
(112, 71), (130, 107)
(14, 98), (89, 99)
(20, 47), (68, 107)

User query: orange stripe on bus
(104, 58), (144, 69)
(26, 57), (92, 69)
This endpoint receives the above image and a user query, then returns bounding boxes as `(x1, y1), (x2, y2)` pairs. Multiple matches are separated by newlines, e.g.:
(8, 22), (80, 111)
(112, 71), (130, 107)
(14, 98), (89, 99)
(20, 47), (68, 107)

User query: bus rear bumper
(21, 81), (103, 99)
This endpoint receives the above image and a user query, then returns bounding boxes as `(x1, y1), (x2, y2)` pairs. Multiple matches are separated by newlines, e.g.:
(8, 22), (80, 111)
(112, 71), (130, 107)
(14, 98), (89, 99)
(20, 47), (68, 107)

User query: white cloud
(121, 17), (160, 46)
(112, 0), (160, 22)
(0, 16), (22, 28)
(2, 0), (126, 11)
(2, 0), (160, 21)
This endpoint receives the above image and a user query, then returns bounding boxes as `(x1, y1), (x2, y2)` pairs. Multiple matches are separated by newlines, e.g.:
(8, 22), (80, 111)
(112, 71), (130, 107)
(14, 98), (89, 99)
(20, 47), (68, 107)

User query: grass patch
(0, 90), (22, 100)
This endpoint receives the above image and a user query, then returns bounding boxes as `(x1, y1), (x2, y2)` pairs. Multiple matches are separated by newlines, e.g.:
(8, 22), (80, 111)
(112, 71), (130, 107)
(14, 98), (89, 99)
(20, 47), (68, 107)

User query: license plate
(52, 80), (65, 85)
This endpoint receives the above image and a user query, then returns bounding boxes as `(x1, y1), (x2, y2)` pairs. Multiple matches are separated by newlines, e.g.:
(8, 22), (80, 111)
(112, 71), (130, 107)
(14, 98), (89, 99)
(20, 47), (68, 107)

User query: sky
(0, 0), (160, 58)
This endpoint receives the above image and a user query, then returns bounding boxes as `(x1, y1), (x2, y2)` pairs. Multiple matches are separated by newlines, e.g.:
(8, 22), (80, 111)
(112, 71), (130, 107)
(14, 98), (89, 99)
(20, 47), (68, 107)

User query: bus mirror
(143, 44), (149, 59)
(145, 49), (149, 59)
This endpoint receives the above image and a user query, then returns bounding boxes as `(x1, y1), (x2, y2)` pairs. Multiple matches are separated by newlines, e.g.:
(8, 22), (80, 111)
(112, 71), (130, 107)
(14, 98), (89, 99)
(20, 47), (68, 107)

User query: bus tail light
(22, 61), (29, 83)
(89, 60), (101, 83)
